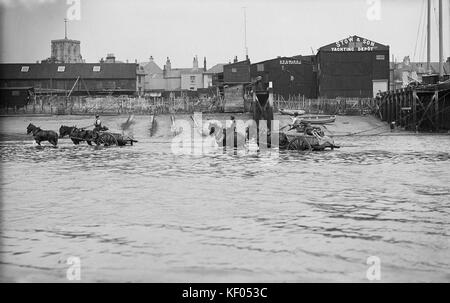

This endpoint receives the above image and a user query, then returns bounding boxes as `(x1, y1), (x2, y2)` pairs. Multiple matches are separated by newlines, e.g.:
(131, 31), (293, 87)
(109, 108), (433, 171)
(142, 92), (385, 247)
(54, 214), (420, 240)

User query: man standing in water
(290, 113), (303, 131)
(94, 114), (102, 132)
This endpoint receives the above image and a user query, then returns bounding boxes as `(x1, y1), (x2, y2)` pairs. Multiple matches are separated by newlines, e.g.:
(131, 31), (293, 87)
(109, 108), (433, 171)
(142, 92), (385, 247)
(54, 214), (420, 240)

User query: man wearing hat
(94, 114), (102, 132)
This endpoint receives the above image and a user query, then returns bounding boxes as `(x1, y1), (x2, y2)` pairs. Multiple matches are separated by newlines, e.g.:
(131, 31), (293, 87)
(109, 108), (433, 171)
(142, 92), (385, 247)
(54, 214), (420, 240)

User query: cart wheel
(103, 133), (118, 146)
(287, 137), (302, 151)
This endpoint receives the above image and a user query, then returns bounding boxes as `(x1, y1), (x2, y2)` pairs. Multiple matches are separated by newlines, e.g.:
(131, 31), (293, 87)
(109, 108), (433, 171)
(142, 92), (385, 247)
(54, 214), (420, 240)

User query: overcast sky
(0, 0), (449, 68)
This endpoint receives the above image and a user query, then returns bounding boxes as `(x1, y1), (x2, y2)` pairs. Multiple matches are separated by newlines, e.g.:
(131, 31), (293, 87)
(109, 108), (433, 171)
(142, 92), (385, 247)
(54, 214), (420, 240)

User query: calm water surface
(0, 114), (449, 282)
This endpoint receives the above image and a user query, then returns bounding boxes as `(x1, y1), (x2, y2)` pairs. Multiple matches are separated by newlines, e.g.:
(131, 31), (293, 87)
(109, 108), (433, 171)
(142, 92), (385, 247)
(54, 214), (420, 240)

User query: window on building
(12, 91), (20, 96)
(232, 68), (237, 73)
(93, 66), (101, 72)
(190, 76), (196, 82)
(21, 66), (29, 72)
(57, 66), (66, 72)
(257, 64), (264, 72)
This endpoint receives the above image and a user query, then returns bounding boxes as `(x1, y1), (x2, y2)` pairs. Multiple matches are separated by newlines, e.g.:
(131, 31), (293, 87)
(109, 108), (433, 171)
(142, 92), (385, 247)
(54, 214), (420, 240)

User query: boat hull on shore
(279, 108), (306, 116)
(299, 115), (336, 125)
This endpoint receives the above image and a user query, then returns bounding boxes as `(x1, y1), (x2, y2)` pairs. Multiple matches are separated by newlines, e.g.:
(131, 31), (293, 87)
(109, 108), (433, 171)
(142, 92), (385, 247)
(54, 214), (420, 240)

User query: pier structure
(378, 81), (450, 131)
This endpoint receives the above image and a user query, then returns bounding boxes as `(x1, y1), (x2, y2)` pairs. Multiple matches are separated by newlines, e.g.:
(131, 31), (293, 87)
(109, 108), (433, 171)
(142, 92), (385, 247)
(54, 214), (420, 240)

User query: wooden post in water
(435, 90), (439, 130)
(395, 93), (399, 124)
(386, 95), (391, 122)
(413, 90), (418, 131)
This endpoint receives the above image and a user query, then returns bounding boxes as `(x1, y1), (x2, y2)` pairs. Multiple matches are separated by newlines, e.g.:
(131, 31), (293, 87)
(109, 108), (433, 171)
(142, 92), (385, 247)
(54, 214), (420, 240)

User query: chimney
(149, 56), (154, 62)
(193, 55), (199, 69)
(165, 57), (171, 70)
(106, 53), (116, 63)
(233, 56), (238, 63)
(204, 57), (207, 72)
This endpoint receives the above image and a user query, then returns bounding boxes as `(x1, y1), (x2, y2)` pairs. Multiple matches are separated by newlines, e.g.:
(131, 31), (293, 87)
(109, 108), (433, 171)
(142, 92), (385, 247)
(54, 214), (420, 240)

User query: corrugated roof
(0, 63), (137, 80)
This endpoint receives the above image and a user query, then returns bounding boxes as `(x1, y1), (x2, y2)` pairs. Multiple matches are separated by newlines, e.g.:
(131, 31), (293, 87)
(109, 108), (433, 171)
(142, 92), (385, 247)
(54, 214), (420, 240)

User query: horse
(27, 123), (58, 147)
(59, 125), (96, 146)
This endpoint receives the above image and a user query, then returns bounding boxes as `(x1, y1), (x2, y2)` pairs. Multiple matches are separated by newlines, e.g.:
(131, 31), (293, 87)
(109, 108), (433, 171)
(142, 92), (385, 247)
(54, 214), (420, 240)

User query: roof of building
(392, 61), (450, 75)
(0, 63), (137, 80)
(319, 35), (389, 52)
(51, 39), (81, 44)
(224, 59), (251, 68)
(141, 60), (163, 75)
(205, 64), (225, 74)
(180, 68), (204, 75)
(163, 68), (203, 78)
(251, 56), (313, 65)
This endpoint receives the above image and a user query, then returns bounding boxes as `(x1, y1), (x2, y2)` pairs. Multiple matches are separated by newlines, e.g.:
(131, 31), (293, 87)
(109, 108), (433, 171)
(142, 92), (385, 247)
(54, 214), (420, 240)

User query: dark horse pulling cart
(27, 123), (59, 147)
(59, 126), (138, 147)
(59, 126), (97, 145)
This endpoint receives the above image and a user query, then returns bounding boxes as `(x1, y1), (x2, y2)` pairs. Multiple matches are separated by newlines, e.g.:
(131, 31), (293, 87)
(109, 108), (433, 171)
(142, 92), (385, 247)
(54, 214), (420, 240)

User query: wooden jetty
(377, 81), (450, 132)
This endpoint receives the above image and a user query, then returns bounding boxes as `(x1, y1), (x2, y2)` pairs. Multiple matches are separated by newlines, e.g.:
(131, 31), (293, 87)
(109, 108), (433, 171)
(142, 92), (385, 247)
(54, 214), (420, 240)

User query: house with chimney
(140, 56), (218, 95)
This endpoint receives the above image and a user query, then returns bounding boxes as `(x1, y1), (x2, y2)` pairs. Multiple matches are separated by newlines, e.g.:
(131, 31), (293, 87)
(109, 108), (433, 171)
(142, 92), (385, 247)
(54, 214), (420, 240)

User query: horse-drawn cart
(59, 126), (137, 147)
(95, 131), (138, 147)
(279, 129), (338, 151)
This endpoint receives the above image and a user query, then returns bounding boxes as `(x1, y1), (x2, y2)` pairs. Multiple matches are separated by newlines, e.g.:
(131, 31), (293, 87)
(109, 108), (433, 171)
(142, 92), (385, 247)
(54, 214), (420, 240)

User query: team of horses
(26, 123), (137, 147)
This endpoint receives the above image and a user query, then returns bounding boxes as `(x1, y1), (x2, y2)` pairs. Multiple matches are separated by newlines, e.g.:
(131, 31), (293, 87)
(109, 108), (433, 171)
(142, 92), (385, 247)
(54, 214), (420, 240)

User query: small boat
(279, 108), (306, 116)
(299, 115), (336, 124)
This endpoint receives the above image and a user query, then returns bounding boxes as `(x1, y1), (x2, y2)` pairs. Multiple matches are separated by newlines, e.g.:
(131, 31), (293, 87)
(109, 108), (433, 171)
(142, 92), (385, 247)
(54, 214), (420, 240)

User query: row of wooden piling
(378, 82), (450, 131)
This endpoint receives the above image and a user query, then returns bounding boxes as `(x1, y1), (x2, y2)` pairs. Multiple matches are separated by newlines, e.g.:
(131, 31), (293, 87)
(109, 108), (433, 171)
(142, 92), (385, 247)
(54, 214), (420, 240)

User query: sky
(0, 0), (449, 68)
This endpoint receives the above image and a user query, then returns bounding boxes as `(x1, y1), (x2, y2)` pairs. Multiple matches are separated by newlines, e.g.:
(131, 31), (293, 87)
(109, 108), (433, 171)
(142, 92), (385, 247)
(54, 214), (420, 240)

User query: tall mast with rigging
(438, 0), (443, 76)
(243, 7), (249, 60)
(427, 0), (431, 73)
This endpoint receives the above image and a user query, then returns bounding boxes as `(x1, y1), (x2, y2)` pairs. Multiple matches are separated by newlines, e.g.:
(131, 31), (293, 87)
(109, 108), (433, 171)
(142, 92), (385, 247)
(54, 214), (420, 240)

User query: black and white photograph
(0, 0), (449, 287)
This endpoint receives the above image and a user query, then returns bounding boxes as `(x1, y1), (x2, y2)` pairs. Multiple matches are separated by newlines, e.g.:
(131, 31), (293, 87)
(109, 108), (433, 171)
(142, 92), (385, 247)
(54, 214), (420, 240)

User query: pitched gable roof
(205, 64), (225, 74)
(141, 61), (163, 75)
(319, 35), (389, 52)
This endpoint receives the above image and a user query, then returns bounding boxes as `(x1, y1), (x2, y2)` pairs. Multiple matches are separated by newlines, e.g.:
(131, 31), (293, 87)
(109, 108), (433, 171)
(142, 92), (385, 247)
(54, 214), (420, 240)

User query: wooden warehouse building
(250, 55), (317, 99)
(0, 63), (144, 97)
(316, 35), (390, 98)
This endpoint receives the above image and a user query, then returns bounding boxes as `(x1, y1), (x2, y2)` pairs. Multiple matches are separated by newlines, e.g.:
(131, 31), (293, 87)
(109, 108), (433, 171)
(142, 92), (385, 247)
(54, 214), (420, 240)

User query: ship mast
(427, 0), (431, 73)
(243, 7), (249, 60)
(438, 0), (443, 76)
